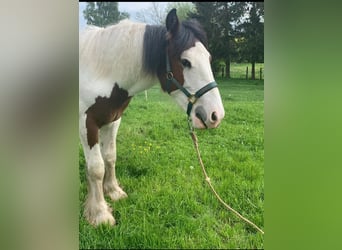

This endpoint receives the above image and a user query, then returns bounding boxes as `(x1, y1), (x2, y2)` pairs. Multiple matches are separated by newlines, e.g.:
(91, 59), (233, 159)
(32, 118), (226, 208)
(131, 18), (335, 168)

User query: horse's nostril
(196, 112), (208, 128)
(211, 112), (218, 122)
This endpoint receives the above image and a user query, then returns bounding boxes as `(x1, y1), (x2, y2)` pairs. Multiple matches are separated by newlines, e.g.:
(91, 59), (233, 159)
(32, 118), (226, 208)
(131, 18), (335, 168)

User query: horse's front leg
(80, 115), (115, 226)
(100, 118), (128, 201)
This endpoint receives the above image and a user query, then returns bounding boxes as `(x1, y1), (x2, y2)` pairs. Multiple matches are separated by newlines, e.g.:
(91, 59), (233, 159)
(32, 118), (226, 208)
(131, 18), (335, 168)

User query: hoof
(104, 184), (128, 201)
(84, 202), (115, 226)
(106, 189), (128, 201)
(91, 211), (115, 226)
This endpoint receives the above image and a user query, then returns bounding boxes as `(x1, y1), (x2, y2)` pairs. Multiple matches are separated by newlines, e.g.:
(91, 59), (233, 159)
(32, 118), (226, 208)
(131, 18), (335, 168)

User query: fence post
(246, 66), (248, 80)
(260, 68), (262, 80)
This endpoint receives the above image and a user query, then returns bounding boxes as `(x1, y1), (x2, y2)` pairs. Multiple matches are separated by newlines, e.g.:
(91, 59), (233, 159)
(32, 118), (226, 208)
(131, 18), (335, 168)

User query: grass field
(79, 78), (264, 249)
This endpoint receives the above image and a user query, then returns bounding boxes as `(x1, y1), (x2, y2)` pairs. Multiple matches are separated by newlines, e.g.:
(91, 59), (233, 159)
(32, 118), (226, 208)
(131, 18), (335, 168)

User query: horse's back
(80, 20), (147, 79)
(80, 20), (145, 60)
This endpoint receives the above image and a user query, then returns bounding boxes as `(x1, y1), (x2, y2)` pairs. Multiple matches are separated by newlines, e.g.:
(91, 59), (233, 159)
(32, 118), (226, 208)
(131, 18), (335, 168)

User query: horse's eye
(181, 59), (191, 68)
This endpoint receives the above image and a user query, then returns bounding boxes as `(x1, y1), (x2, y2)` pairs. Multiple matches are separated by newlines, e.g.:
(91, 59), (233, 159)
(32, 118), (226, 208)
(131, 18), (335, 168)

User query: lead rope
(187, 118), (265, 235)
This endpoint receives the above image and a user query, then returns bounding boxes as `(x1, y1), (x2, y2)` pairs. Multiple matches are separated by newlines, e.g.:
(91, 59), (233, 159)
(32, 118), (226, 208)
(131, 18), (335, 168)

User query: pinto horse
(79, 9), (225, 226)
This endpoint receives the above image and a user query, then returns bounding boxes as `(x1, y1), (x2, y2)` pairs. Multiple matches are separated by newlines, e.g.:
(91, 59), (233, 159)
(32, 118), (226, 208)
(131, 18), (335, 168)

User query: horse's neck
(124, 74), (159, 96)
(112, 24), (165, 96)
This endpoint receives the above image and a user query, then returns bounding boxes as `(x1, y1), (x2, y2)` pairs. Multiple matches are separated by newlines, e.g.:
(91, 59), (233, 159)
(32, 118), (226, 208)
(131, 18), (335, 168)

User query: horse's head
(160, 9), (225, 129)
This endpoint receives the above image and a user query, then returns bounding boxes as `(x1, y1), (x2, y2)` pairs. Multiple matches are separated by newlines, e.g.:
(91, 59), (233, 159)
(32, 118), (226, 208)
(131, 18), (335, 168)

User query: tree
(136, 2), (166, 25)
(189, 2), (246, 78)
(83, 2), (129, 27)
(188, 2), (217, 48)
(188, 2), (219, 75)
(214, 2), (246, 78)
(237, 2), (264, 79)
(135, 2), (194, 26)
(165, 2), (195, 22)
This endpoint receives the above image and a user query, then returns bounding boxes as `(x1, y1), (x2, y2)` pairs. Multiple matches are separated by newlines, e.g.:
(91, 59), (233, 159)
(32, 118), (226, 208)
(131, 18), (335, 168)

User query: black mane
(142, 25), (167, 76)
(142, 19), (208, 76)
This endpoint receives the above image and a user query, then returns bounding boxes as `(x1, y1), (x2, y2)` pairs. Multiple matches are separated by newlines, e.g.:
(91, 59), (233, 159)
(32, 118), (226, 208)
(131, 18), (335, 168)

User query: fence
(215, 63), (264, 80)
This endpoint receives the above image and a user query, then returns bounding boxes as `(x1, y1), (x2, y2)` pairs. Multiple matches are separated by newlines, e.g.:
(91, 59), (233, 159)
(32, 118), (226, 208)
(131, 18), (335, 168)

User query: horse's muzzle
(193, 106), (224, 129)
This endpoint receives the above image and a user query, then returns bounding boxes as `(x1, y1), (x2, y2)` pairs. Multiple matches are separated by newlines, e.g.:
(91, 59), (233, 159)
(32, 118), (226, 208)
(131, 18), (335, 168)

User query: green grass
(79, 79), (264, 249)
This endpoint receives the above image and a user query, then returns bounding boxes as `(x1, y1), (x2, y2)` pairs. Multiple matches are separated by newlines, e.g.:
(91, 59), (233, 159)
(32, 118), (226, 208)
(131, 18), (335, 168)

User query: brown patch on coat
(85, 83), (132, 149)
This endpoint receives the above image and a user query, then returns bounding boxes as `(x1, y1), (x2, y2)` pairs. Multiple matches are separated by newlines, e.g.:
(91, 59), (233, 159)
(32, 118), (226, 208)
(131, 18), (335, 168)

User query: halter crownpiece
(165, 52), (218, 117)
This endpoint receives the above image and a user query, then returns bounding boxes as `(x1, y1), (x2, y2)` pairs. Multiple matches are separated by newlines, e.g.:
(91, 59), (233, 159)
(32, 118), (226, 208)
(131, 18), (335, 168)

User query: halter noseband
(165, 52), (218, 117)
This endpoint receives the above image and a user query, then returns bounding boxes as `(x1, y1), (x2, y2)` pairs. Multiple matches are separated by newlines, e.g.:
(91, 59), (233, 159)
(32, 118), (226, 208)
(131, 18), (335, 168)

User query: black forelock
(170, 19), (208, 58)
(142, 19), (208, 76)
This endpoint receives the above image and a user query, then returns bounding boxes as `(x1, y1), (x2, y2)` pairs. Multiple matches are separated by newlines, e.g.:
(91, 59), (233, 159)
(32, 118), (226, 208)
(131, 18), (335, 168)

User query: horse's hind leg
(100, 118), (128, 201)
(79, 115), (115, 226)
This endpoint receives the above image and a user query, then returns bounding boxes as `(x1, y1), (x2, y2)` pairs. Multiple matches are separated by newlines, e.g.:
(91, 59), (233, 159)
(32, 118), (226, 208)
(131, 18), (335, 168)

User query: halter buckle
(188, 95), (197, 104)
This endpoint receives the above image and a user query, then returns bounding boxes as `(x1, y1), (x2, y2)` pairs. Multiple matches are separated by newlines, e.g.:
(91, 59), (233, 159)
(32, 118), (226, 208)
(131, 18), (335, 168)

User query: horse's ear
(166, 8), (179, 37)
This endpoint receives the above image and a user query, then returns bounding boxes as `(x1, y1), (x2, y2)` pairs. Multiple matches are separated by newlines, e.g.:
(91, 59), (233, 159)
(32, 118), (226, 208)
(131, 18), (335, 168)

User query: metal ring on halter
(166, 72), (173, 80)
(188, 95), (197, 104)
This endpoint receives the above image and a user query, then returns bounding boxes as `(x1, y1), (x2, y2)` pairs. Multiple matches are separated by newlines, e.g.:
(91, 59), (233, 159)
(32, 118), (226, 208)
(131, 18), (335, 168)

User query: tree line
(83, 2), (264, 80)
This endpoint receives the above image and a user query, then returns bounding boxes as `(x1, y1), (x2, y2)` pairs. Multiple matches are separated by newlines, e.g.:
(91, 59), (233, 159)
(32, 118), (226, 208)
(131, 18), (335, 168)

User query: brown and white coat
(79, 9), (224, 226)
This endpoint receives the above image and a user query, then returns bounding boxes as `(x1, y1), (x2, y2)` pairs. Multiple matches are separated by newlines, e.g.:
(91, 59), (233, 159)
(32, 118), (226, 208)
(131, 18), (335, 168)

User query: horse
(79, 9), (225, 226)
